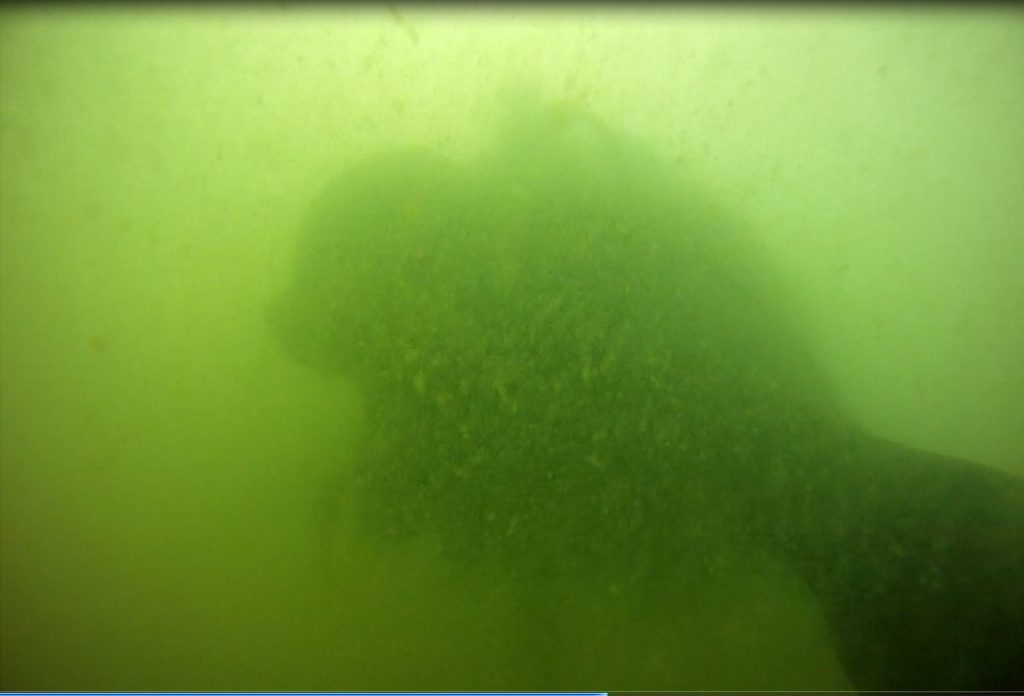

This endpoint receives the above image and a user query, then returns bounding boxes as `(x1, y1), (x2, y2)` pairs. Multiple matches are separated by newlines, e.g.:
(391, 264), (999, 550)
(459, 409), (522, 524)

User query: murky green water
(1, 6), (1022, 691)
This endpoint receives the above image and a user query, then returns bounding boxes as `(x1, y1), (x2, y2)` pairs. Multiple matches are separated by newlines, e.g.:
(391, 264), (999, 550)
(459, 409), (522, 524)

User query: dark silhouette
(270, 98), (1024, 691)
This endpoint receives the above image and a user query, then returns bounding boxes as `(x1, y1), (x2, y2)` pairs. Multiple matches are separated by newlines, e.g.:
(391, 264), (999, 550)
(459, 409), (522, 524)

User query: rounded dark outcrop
(271, 100), (1024, 691)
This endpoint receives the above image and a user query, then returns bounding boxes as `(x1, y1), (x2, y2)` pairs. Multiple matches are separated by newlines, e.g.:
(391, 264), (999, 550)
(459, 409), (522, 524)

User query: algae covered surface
(272, 97), (838, 589)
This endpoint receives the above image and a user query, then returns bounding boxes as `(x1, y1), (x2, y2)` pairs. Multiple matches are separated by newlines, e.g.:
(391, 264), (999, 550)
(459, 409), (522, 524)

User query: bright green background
(1, 6), (1021, 690)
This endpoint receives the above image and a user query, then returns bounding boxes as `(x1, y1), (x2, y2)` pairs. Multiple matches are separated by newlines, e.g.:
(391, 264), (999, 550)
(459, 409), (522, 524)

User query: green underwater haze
(1, 6), (1023, 691)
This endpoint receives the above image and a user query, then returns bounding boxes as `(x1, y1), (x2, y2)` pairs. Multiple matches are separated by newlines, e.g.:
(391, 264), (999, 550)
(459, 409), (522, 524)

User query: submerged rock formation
(270, 99), (1024, 691)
